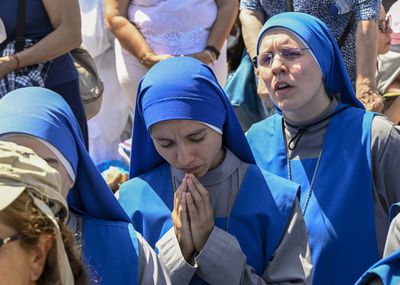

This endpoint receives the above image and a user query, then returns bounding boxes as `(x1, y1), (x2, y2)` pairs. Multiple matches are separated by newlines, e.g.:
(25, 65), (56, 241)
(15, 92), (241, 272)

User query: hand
(357, 90), (384, 112)
(172, 176), (195, 261)
(186, 51), (214, 65)
(141, 53), (173, 69)
(0, 56), (16, 79)
(185, 173), (214, 253)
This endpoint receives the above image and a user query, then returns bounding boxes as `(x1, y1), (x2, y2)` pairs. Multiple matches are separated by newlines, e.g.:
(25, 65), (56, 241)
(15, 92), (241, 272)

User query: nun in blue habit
(356, 203), (400, 285)
(0, 87), (171, 285)
(247, 12), (400, 285)
(118, 56), (311, 285)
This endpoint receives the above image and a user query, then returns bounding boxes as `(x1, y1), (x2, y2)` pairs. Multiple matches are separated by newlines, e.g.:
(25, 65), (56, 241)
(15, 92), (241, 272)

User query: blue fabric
(119, 162), (299, 284)
(247, 107), (378, 285)
(356, 250), (400, 285)
(129, 56), (256, 178)
(255, 12), (364, 109)
(0, 0), (78, 87)
(0, 87), (138, 285)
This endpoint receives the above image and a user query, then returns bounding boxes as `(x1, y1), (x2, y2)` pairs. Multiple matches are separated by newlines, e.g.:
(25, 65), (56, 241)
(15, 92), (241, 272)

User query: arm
(104, 0), (172, 68)
(188, 0), (238, 65)
(0, 0), (81, 78)
(239, 8), (265, 60)
(356, 19), (383, 111)
(137, 232), (172, 285)
(354, 0), (383, 112)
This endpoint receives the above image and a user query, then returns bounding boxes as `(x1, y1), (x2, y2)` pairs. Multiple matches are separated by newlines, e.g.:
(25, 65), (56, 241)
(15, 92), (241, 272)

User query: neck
(285, 89), (332, 123)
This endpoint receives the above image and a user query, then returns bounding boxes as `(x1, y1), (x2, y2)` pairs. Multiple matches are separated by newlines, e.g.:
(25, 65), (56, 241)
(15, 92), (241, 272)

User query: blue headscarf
(256, 12), (364, 109)
(130, 57), (255, 178)
(0, 87), (130, 223)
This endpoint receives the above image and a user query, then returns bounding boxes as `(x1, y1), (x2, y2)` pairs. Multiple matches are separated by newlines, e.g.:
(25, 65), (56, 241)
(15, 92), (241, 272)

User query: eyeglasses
(253, 48), (311, 68)
(378, 15), (392, 34)
(0, 233), (25, 248)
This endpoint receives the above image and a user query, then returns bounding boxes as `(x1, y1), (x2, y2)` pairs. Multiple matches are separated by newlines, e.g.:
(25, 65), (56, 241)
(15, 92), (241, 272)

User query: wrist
(139, 50), (154, 66)
(203, 50), (216, 66)
(1, 55), (19, 73)
(205, 45), (220, 60)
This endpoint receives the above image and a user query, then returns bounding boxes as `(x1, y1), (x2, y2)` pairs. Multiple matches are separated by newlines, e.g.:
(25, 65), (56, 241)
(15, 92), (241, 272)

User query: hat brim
(0, 185), (26, 211)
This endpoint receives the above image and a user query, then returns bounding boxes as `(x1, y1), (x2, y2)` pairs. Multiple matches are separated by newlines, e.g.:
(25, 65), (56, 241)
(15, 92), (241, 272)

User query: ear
(29, 234), (54, 281)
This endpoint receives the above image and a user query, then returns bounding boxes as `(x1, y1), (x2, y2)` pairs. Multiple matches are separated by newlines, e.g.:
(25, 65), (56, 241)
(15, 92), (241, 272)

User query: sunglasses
(378, 15), (392, 34)
(0, 233), (26, 248)
(253, 48), (311, 68)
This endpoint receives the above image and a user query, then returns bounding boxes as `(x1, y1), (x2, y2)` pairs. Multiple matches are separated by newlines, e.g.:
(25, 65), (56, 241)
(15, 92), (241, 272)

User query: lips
(273, 80), (292, 93)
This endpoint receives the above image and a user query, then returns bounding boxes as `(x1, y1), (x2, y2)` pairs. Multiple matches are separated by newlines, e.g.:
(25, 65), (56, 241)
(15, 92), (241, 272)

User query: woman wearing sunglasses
(247, 12), (400, 285)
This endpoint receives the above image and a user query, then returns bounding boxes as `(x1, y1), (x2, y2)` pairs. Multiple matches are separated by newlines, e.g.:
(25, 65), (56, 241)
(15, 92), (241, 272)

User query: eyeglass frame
(0, 233), (26, 248)
(252, 47), (311, 69)
(378, 15), (392, 34)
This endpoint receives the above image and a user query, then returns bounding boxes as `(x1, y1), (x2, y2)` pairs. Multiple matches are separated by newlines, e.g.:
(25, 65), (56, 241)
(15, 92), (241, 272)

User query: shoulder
(119, 163), (170, 197)
(371, 115), (400, 150)
(247, 114), (280, 140)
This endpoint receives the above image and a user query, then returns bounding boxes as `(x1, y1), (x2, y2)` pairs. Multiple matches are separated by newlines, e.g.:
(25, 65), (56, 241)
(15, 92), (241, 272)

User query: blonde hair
(0, 191), (87, 285)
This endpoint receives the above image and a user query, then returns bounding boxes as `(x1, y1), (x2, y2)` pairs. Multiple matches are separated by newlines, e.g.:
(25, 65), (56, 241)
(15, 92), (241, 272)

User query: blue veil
(0, 87), (140, 284)
(256, 12), (364, 109)
(0, 87), (131, 222)
(130, 57), (255, 178)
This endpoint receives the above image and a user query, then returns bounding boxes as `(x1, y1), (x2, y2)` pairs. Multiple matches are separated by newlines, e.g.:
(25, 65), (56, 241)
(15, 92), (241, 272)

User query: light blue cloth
(256, 12), (364, 109)
(0, 87), (139, 285)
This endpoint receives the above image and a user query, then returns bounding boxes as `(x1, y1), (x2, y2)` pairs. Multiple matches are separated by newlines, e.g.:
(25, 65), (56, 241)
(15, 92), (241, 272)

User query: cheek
(0, 248), (31, 284)
(153, 144), (176, 165)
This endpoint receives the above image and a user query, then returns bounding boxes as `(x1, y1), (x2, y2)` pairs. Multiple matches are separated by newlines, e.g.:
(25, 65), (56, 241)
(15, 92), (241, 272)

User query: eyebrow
(153, 128), (207, 141)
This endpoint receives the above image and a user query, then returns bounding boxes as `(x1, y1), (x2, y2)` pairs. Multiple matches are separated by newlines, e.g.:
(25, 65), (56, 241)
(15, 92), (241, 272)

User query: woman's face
(257, 29), (330, 122)
(0, 221), (36, 285)
(2, 135), (74, 198)
(150, 120), (224, 178)
(377, 7), (392, 55)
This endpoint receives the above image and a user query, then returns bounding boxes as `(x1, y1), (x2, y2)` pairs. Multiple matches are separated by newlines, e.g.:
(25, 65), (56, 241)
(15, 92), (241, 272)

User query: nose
(270, 54), (286, 74)
(176, 144), (195, 167)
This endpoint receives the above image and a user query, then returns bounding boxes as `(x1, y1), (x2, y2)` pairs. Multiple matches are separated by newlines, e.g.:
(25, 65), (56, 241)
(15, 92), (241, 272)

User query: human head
(377, 5), (393, 55)
(0, 141), (75, 284)
(130, 57), (255, 178)
(255, 12), (364, 117)
(0, 87), (130, 222)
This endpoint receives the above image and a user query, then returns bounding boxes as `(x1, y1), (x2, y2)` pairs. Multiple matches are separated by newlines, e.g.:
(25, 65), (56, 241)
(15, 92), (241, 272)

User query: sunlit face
(2, 135), (74, 198)
(150, 120), (225, 178)
(0, 221), (36, 285)
(257, 29), (331, 121)
(377, 7), (392, 55)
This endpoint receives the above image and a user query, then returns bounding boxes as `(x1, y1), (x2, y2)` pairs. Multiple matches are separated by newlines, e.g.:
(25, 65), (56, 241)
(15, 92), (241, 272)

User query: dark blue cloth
(247, 106), (378, 285)
(0, 0), (78, 87)
(356, 202), (400, 285)
(256, 12), (364, 109)
(130, 56), (256, 178)
(0, 87), (138, 285)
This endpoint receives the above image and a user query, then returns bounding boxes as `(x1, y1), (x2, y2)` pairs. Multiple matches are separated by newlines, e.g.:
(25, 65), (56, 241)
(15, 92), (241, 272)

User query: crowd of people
(0, 0), (400, 284)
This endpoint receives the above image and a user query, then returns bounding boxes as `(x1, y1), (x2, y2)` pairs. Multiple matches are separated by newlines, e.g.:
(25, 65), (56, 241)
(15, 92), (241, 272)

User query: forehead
(2, 135), (53, 156)
(259, 28), (305, 50)
(151, 120), (205, 134)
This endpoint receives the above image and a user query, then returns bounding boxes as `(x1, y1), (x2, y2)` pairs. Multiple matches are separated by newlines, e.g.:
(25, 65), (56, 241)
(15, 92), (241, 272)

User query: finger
(185, 192), (199, 224)
(186, 175), (204, 209)
(188, 174), (214, 220)
(174, 177), (187, 208)
(188, 174), (210, 206)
